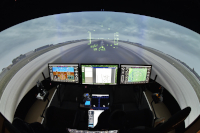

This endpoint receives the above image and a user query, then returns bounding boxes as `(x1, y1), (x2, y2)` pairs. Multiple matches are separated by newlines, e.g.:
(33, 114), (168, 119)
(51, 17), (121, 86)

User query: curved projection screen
(0, 12), (200, 129)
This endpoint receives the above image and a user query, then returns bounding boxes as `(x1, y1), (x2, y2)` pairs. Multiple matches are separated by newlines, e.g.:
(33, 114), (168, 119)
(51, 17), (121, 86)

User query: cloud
(0, 11), (199, 74)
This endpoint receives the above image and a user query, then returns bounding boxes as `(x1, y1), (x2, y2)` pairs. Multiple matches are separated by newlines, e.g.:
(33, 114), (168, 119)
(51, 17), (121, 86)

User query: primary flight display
(48, 63), (79, 83)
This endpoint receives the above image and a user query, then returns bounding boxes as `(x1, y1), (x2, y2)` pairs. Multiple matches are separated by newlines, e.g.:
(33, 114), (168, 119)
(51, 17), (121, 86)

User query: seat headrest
(170, 107), (191, 122)
(155, 106), (191, 133)
(108, 110), (127, 129)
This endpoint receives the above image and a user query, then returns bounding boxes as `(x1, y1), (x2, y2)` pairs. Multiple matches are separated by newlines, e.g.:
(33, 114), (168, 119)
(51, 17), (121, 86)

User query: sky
(0, 11), (200, 75)
(52, 67), (74, 72)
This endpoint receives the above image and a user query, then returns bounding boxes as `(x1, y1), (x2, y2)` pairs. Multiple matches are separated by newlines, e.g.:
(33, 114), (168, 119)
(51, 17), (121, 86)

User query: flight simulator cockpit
(43, 63), (153, 133)
(7, 62), (191, 133)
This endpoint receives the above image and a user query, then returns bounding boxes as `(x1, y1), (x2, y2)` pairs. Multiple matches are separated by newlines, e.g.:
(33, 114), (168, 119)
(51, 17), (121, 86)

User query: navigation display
(48, 63), (79, 83)
(81, 64), (118, 85)
(120, 65), (152, 84)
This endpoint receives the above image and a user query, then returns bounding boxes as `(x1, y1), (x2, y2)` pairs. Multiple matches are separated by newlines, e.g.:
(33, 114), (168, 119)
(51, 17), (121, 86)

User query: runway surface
(51, 40), (145, 64)
(0, 40), (199, 128)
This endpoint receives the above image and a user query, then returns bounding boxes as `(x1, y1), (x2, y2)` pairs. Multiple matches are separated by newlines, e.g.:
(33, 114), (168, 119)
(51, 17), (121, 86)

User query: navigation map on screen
(120, 65), (151, 84)
(128, 68), (147, 82)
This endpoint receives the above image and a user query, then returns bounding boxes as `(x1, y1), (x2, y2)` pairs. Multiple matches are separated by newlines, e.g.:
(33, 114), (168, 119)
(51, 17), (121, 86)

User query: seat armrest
(12, 118), (32, 133)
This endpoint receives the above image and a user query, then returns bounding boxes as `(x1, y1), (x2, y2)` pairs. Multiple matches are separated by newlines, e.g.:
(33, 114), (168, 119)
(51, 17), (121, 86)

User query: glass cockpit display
(81, 64), (118, 85)
(88, 110), (104, 128)
(48, 63), (79, 83)
(120, 65), (152, 84)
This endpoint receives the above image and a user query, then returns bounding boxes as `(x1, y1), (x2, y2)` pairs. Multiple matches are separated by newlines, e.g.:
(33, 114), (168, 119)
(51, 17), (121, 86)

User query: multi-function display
(120, 65), (152, 84)
(81, 64), (118, 85)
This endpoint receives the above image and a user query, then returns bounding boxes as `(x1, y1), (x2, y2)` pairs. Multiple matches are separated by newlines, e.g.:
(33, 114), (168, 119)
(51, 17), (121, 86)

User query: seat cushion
(12, 118), (46, 133)
(12, 118), (32, 133)
(108, 110), (127, 130)
(29, 122), (46, 133)
(125, 108), (154, 128)
(44, 106), (80, 131)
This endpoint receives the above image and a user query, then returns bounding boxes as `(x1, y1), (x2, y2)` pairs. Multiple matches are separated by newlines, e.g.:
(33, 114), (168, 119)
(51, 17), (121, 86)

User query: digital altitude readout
(48, 64), (79, 83)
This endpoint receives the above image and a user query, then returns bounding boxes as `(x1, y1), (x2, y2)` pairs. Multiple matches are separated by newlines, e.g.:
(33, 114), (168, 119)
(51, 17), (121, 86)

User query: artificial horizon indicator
(48, 63), (79, 83)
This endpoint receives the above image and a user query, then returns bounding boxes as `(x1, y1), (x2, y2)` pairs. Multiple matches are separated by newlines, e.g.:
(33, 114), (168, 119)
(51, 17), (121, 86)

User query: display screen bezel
(48, 63), (80, 84)
(81, 63), (119, 85)
(91, 94), (110, 110)
(120, 64), (152, 84)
